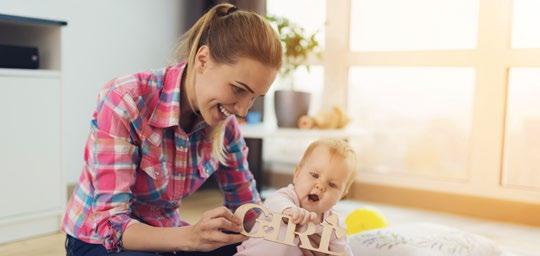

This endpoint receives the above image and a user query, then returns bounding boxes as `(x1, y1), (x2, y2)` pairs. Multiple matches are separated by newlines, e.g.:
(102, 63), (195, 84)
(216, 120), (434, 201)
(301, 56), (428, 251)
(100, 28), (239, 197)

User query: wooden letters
(234, 203), (346, 255)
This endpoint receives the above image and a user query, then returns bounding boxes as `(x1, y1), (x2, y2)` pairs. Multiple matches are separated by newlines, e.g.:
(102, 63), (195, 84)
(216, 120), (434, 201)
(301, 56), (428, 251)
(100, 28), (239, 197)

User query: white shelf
(0, 68), (60, 78)
(240, 123), (368, 139)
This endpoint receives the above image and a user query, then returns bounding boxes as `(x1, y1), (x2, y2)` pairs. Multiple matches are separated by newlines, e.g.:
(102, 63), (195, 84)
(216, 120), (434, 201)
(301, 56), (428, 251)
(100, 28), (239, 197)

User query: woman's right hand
(187, 206), (248, 251)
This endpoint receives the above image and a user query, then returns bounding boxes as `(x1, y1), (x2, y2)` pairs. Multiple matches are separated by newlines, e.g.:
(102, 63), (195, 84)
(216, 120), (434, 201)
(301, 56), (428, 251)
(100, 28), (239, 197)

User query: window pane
(267, 0), (326, 48)
(512, 0), (540, 48)
(503, 68), (540, 189)
(348, 67), (475, 179)
(350, 0), (479, 51)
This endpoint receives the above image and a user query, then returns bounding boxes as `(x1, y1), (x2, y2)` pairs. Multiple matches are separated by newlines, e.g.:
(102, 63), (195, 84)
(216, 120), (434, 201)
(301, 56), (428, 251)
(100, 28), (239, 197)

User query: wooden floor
(0, 189), (224, 256)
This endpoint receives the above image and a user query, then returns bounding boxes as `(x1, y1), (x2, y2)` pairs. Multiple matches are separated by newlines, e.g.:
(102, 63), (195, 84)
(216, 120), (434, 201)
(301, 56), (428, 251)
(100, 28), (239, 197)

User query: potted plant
(267, 15), (320, 128)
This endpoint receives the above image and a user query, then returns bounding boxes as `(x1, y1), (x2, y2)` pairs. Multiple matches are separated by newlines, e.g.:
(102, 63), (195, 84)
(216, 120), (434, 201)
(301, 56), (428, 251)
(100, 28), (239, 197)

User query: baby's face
(293, 146), (351, 217)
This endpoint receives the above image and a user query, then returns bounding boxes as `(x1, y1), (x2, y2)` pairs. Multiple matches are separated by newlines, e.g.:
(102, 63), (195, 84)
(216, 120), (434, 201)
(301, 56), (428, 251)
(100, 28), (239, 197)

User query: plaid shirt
(61, 63), (261, 252)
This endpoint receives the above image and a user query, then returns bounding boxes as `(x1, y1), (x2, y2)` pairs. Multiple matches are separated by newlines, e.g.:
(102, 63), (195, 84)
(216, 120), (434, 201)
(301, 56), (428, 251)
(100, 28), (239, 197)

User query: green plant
(267, 15), (321, 89)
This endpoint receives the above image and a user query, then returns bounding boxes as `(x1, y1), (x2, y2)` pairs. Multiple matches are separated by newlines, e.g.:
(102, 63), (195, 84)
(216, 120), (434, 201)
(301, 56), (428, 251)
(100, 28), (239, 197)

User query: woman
(62, 3), (282, 255)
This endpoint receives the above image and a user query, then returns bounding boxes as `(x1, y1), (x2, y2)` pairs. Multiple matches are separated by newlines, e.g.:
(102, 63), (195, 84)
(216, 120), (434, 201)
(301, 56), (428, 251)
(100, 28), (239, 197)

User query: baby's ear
(293, 166), (300, 183)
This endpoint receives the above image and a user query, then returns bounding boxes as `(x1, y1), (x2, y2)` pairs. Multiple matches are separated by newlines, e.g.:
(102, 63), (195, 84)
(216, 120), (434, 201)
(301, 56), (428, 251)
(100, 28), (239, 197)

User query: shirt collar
(148, 62), (209, 133)
(148, 62), (185, 128)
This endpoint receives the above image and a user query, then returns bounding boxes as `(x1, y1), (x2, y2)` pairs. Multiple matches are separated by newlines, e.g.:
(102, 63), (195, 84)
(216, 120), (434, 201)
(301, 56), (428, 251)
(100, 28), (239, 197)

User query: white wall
(0, 0), (184, 183)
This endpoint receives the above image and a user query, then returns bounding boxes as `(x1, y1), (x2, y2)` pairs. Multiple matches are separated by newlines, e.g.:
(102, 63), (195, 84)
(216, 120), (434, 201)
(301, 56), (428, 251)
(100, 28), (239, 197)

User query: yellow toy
(345, 208), (388, 236)
(297, 106), (350, 129)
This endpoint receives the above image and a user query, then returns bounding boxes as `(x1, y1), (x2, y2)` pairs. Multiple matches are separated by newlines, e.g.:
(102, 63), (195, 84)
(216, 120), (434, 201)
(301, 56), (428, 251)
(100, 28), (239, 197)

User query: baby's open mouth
(308, 194), (319, 202)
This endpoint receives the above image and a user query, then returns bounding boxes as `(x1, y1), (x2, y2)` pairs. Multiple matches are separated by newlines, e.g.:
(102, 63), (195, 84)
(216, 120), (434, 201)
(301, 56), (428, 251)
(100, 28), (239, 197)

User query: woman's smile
(216, 104), (234, 123)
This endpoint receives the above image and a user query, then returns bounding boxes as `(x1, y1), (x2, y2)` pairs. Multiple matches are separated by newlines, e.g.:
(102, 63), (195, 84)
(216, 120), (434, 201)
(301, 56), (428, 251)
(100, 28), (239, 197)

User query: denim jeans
(65, 235), (239, 256)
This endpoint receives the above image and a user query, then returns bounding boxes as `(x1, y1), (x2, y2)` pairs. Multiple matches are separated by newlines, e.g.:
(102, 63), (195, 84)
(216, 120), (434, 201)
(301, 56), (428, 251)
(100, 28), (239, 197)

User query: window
(350, 0), (479, 51)
(267, 0), (540, 194)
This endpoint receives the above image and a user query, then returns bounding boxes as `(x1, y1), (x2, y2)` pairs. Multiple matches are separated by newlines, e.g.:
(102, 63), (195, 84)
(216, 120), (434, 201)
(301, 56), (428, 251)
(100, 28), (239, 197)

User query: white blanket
(348, 223), (509, 256)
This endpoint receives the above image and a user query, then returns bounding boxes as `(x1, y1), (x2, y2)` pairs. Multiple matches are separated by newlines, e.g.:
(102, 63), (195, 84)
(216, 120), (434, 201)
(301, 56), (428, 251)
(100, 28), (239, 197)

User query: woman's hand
(187, 206), (248, 252)
(283, 207), (319, 226)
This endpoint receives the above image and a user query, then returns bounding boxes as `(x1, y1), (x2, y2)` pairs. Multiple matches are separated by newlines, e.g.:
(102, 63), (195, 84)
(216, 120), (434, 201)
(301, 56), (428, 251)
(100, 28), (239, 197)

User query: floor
(1, 189), (539, 256)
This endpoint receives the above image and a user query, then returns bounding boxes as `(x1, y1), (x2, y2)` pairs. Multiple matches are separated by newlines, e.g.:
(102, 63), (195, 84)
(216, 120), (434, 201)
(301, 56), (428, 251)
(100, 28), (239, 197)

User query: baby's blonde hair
(175, 3), (282, 164)
(297, 138), (358, 197)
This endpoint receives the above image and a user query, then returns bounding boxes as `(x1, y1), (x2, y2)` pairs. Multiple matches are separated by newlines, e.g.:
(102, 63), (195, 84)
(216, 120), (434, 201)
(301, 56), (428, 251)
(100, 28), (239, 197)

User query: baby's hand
(283, 207), (319, 225)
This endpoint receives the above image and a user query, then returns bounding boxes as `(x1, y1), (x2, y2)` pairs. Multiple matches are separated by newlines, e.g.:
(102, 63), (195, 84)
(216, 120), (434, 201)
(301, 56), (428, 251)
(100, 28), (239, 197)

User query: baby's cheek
(327, 191), (342, 204)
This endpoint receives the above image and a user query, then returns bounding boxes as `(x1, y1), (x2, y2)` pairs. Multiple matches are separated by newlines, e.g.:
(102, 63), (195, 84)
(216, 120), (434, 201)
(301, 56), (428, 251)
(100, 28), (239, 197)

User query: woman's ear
(195, 45), (210, 73)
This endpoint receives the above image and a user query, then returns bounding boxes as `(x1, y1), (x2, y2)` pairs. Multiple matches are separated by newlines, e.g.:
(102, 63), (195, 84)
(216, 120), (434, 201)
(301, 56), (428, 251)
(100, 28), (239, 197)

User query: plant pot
(274, 90), (311, 128)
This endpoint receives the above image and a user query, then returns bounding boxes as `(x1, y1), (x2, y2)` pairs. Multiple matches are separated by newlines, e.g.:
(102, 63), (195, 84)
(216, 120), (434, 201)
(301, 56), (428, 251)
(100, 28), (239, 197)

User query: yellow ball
(345, 208), (388, 235)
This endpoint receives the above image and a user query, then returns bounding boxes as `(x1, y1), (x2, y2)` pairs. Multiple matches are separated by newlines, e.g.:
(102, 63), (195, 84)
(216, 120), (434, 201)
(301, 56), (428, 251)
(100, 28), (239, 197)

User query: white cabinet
(0, 14), (66, 244)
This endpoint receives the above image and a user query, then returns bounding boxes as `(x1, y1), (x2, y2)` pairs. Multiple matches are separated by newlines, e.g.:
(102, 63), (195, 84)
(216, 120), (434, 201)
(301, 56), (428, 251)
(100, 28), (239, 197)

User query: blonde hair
(298, 138), (358, 197)
(175, 3), (282, 163)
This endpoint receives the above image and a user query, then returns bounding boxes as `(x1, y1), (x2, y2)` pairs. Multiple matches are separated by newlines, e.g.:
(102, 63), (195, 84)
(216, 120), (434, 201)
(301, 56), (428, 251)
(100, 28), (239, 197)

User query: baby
(236, 138), (357, 256)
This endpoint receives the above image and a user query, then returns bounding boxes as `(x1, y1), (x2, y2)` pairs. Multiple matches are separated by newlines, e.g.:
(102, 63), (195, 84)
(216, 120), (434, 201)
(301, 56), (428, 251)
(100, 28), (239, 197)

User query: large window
(267, 0), (540, 193)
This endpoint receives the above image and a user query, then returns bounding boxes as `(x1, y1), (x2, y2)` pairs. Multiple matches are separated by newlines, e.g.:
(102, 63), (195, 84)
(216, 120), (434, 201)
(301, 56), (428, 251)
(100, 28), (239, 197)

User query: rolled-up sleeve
(215, 117), (261, 211)
(87, 89), (140, 251)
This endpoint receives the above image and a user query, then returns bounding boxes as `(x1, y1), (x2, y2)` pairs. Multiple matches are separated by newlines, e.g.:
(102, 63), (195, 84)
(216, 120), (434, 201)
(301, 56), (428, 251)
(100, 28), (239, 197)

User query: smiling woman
(61, 3), (282, 256)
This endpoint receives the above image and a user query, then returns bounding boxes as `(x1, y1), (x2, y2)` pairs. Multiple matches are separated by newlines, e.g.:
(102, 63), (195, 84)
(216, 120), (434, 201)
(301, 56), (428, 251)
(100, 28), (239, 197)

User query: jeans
(65, 235), (239, 256)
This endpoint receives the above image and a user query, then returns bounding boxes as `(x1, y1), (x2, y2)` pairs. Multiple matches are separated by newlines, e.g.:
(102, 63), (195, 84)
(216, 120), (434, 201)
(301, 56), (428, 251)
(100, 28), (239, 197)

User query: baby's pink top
(235, 184), (352, 256)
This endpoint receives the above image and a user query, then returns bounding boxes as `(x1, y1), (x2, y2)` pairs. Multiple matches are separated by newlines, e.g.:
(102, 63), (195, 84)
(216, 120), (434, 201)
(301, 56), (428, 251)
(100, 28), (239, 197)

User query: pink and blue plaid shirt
(61, 63), (261, 252)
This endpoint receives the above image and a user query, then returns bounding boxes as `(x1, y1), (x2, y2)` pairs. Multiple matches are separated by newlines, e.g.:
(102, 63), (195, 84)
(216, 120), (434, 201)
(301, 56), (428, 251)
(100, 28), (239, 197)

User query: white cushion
(348, 223), (503, 256)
